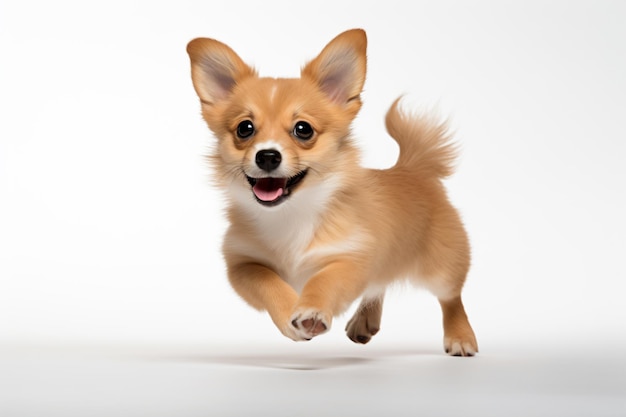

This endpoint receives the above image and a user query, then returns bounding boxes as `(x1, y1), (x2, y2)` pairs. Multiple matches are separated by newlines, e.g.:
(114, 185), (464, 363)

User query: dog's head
(187, 29), (367, 209)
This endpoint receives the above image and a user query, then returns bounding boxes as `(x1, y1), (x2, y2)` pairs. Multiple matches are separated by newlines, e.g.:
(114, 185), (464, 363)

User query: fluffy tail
(385, 98), (458, 178)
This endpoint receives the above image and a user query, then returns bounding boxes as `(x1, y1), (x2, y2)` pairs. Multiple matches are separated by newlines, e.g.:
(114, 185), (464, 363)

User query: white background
(1, 1), (626, 415)
(1, 0), (626, 348)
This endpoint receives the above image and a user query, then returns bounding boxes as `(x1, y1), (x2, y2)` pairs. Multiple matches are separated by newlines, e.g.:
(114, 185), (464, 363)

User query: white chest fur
(224, 177), (363, 293)
(228, 213), (367, 294)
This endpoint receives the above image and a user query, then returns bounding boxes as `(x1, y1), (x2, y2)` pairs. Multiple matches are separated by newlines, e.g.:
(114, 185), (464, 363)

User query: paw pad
(290, 309), (330, 340)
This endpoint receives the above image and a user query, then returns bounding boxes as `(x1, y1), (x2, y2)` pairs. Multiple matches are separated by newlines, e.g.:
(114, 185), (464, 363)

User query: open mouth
(246, 170), (308, 206)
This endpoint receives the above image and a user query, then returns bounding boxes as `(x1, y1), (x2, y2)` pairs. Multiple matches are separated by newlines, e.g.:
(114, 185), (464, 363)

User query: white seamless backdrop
(1, 0), (625, 352)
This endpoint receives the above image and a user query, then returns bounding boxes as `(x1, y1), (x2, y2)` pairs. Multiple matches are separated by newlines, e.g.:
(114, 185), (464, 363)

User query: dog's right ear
(187, 38), (256, 105)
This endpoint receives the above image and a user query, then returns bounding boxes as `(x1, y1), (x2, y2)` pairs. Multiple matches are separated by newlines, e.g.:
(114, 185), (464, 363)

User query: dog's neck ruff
(228, 176), (343, 260)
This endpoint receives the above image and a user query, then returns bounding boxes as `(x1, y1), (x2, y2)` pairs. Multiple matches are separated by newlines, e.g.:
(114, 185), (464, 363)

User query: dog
(187, 29), (478, 356)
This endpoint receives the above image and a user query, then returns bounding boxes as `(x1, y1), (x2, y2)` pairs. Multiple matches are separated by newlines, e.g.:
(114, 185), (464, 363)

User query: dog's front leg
(290, 261), (368, 340)
(227, 262), (302, 340)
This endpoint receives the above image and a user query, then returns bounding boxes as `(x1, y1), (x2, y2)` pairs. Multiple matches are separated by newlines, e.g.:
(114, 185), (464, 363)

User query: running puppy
(187, 29), (478, 356)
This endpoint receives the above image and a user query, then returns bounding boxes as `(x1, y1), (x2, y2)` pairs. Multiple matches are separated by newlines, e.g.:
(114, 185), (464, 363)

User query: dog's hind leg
(439, 295), (478, 356)
(345, 292), (384, 344)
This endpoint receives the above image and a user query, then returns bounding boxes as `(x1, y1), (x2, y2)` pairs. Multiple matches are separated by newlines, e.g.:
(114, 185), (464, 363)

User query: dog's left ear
(302, 29), (367, 106)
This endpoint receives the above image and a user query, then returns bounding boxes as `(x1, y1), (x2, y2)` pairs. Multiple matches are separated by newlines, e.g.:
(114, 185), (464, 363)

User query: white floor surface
(2, 341), (625, 417)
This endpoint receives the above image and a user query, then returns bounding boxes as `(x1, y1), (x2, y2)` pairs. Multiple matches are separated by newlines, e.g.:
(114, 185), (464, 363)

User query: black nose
(255, 150), (282, 172)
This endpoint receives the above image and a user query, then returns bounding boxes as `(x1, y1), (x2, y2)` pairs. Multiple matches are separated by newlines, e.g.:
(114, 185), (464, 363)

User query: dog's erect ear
(187, 38), (256, 105)
(301, 29), (367, 105)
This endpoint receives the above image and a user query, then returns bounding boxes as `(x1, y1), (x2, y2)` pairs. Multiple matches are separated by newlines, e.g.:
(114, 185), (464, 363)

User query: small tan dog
(187, 29), (478, 356)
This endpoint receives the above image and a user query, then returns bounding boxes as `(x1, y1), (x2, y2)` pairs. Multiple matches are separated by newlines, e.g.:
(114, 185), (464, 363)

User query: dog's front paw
(289, 308), (331, 341)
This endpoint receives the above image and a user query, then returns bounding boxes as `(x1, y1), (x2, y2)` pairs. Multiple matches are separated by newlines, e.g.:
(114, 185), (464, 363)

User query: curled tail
(385, 98), (458, 178)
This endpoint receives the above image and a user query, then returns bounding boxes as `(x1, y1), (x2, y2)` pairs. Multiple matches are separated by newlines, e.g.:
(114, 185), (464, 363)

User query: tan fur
(187, 29), (478, 355)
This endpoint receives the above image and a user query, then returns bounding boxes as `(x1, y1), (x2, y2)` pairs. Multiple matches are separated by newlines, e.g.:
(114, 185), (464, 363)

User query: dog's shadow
(153, 346), (439, 371)
(198, 353), (372, 371)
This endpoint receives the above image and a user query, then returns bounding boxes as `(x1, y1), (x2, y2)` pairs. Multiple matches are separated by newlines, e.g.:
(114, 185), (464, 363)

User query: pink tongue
(253, 178), (285, 202)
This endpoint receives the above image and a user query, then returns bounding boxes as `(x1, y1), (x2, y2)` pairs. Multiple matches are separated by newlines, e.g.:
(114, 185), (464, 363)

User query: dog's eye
(236, 120), (255, 139)
(293, 121), (314, 140)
